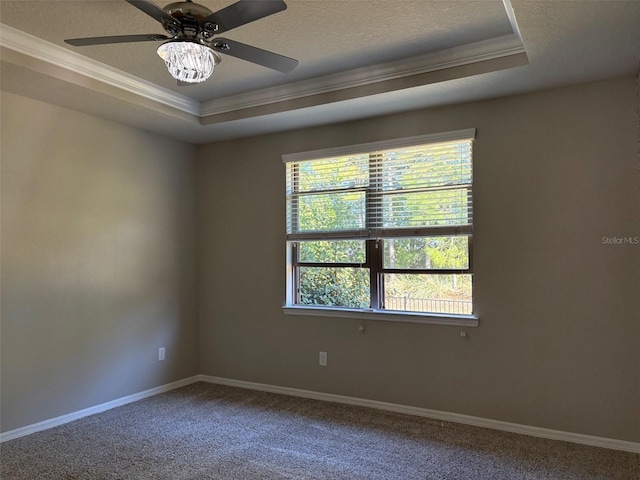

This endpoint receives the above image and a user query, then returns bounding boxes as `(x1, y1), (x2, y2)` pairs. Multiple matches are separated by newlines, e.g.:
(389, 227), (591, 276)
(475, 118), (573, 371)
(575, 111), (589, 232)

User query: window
(284, 129), (475, 323)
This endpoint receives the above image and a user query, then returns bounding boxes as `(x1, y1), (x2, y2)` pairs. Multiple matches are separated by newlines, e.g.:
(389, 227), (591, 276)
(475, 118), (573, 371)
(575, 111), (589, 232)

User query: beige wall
(197, 77), (640, 442)
(2, 77), (638, 443)
(1, 92), (199, 432)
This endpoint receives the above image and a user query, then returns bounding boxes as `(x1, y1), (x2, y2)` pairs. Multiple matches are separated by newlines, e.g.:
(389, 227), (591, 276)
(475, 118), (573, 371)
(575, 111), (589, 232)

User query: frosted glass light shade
(157, 41), (216, 83)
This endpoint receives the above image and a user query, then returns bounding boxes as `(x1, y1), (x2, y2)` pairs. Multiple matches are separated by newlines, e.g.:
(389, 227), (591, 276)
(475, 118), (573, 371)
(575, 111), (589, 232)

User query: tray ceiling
(1, 1), (639, 143)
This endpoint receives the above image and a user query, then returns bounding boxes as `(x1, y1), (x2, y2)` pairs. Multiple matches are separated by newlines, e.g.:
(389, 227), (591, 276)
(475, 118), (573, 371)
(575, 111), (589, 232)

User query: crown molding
(200, 34), (525, 118)
(502, 0), (524, 43)
(0, 24), (201, 116)
(0, 0), (526, 124)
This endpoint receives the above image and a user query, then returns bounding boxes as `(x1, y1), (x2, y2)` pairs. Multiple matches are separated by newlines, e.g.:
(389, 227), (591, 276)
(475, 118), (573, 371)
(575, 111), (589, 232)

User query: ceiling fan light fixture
(157, 41), (219, 83)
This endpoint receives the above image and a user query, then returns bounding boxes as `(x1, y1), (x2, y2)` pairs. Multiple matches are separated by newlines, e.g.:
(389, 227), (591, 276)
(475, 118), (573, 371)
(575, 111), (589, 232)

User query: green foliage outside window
(290, 141), (473, 313)
(299, 267), (369, 308)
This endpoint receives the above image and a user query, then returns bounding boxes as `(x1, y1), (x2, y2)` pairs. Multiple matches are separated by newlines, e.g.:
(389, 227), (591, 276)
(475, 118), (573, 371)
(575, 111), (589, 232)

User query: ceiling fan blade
(125, 0), (181, 29)
(202, 0), (287, 35)
(65, 34), (169, 46)
(212, 38), (297, 73)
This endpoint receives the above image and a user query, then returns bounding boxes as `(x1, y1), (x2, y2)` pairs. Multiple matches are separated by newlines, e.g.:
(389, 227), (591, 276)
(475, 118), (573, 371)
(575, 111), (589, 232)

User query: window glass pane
(384, 273), (472, 315)
(299, 240), (366, 263)
(287, 135), (475, 315)
(299, 267), (369, 308)
(298, 191), (365, 232)
(297, 155), (369, 192)
(383, 237), (469, 270)
(380, 188), (471, 228)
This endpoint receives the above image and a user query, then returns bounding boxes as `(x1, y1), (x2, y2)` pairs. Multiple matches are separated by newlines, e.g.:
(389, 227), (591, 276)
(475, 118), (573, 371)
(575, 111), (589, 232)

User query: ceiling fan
(64, 0), (298, 84)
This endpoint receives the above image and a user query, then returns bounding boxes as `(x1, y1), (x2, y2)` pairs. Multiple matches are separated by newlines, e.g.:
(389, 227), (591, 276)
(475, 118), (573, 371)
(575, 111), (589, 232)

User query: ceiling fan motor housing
(64, 0), (298, 78)
(162, 1), (217, 40)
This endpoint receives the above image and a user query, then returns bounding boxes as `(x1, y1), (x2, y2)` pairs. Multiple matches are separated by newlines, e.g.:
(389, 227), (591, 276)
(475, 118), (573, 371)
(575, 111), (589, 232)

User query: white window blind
(286, 132), (474, 241)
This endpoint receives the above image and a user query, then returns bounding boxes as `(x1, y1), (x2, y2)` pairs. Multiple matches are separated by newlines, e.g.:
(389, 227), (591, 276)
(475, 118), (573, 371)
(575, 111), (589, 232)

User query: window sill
(282, 305), (479, 327)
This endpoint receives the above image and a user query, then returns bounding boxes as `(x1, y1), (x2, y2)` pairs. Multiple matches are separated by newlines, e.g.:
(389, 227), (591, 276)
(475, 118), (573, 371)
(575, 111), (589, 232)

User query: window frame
(283, 129), (478, 327)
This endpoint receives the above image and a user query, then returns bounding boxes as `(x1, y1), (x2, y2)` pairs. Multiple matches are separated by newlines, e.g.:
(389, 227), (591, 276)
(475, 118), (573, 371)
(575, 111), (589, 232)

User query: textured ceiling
(0, 0), (513, 100)
(1, 0), (639, 143)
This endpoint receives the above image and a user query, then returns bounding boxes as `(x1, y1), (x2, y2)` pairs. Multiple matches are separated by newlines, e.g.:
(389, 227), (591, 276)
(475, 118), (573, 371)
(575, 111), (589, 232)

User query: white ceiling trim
(502, 0), (524, 42)
(0, 24), (200, 116)
(0, 0), (526, 123)
(200, 34), (526, 117)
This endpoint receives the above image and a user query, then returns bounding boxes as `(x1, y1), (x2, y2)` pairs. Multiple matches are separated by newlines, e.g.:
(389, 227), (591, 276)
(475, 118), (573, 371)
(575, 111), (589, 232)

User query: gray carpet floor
(1, 382), (638, 479)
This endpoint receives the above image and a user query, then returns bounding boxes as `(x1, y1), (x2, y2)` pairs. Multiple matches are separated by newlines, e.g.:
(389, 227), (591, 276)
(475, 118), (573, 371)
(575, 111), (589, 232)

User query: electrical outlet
(158, 347), (165, 361)
(319, 351), (327, 366)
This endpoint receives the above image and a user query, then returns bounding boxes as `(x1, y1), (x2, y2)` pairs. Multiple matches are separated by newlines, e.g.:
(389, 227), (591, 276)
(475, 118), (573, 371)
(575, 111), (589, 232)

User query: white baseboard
(0, 376), (201, 443)
(198, 375), (640, 454)
(3, 374), (638, 454)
